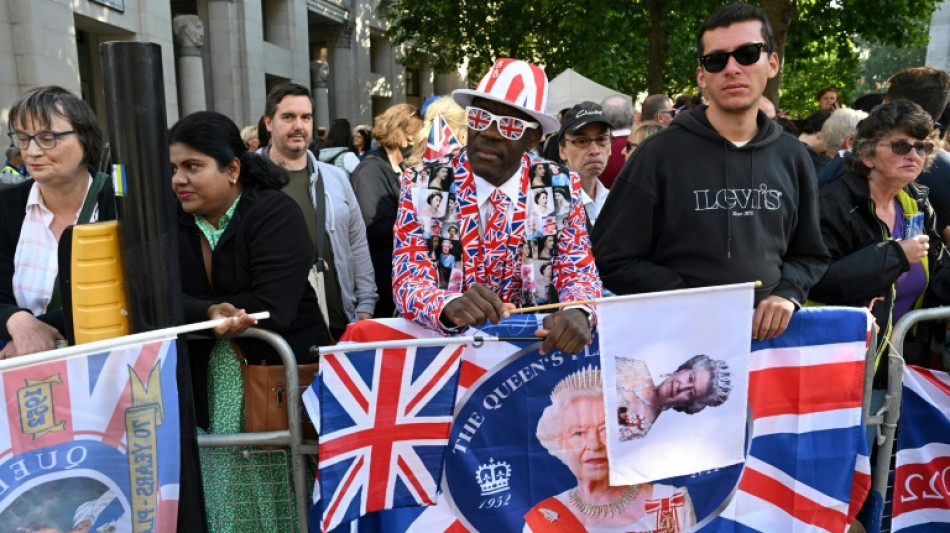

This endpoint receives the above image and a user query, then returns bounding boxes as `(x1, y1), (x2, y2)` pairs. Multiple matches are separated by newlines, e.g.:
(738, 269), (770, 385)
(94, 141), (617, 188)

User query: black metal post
(100, 41), (207, 532)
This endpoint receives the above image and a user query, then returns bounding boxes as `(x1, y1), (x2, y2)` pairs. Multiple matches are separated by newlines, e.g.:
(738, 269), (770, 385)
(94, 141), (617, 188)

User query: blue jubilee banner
(0, 336), (180, 533)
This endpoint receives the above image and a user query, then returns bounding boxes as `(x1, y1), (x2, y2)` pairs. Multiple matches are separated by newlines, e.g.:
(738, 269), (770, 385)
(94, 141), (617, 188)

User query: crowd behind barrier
(6, 7), (950, 529)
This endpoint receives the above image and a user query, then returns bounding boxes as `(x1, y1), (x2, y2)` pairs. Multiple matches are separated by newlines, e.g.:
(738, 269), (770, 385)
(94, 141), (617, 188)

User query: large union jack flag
(310, 321), (463, 532)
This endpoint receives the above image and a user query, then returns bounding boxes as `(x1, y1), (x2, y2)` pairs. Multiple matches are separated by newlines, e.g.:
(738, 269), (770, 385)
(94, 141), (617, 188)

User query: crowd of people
(2, 1), (950, 531)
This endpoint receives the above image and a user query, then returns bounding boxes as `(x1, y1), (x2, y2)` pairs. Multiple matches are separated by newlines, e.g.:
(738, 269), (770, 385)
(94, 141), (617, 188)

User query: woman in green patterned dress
(170, 111), (328, 532)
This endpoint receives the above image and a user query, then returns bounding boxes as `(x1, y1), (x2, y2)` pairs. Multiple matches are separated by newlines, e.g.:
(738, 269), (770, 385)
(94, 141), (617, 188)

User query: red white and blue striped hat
(452, 58), (561, 135)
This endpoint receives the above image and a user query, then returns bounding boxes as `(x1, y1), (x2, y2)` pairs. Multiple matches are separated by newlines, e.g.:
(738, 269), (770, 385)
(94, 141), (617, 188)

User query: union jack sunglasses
(466, 106), (539, 140)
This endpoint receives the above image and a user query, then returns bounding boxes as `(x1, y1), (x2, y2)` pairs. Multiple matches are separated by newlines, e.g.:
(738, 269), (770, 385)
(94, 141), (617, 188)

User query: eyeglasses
(882, 139), (935, 157)
(8, 130), (76, 151)
(625, 142), (639, 153)
(659, 110), (677, 117)
(699, 43), (768, 73)
(564, 136), (611, 149)
(466, 106), (539, 141)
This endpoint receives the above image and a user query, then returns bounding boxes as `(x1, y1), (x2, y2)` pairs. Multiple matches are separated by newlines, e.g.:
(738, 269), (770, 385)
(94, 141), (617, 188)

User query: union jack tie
(484, 189), (510, 292)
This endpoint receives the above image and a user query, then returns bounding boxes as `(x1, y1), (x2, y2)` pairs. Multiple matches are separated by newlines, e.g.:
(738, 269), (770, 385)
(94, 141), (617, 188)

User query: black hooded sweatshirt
(592, 105), (829, 305)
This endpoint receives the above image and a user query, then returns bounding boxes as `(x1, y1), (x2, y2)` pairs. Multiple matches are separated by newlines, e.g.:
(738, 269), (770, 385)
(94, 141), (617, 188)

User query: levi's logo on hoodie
(694, 184), (783, 214)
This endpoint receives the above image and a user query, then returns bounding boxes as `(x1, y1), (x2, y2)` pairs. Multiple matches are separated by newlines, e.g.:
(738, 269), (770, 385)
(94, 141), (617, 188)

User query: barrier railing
(194, 327), (313, 533)
(867, 306), (950, 530)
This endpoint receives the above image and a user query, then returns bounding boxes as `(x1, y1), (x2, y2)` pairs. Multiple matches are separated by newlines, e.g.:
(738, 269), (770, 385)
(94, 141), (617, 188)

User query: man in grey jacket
(262, 83), (377, 339)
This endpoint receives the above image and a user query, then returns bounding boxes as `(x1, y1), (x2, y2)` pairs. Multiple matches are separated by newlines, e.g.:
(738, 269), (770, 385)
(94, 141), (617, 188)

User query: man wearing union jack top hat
(392, 58), (602, 355)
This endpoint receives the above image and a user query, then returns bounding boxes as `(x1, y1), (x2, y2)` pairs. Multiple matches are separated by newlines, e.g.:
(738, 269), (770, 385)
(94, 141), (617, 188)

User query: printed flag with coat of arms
(305, 303), (872, 532)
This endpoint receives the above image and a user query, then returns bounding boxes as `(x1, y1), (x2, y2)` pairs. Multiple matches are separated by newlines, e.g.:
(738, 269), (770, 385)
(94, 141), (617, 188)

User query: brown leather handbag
(239, 351), (319, 439)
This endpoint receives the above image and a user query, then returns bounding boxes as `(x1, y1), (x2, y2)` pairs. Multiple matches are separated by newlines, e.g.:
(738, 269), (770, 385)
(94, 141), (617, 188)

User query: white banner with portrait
(599, 283), (754, 486)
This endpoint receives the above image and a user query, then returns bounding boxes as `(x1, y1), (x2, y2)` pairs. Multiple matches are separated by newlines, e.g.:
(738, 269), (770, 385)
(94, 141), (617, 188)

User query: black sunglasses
(883, 140), (935, 157)
(699, 43), (768, 73)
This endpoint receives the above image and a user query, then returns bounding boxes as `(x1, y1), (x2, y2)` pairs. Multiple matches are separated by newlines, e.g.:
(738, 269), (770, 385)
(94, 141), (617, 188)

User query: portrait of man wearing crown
(615, 355), (732, 441)
(524, 367), (697, 533)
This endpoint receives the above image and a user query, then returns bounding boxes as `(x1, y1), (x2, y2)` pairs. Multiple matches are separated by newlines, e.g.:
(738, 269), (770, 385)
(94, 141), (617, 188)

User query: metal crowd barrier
(866, 306), (950, 531)
(194, 328), (316, 533)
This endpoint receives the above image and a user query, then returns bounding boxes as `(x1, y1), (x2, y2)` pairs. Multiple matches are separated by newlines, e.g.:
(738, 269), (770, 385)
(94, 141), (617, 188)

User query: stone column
(172, 15), (207, 116)
(311, 60), (330, 128)
(329, 22), (356, 122)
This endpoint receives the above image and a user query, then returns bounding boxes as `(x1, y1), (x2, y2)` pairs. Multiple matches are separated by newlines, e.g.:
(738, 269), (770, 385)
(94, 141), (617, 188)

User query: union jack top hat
(452, 58), (561, 135)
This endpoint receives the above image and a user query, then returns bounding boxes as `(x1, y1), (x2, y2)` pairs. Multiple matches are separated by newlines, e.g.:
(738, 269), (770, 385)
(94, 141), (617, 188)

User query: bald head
(758, 96), (776, 119)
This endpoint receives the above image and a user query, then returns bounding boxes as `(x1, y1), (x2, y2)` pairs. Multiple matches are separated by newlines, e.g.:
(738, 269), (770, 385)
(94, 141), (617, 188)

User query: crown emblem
(475, 458), (511, 495)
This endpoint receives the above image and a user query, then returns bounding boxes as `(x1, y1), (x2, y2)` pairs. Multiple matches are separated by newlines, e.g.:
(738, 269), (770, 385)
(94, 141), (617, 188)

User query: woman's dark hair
(845, 99), (938, 178)
(256, 114), (270, 147)
(326, 118), (355, 151)
(169, 111), (289, 190)
(7, 85), (104, 169)
(354, 128), (371, 152)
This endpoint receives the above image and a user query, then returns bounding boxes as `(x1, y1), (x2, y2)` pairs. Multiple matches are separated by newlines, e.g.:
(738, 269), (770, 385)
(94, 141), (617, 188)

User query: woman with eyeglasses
(0, 86), (116, 358)
(811, 99), (950, 372)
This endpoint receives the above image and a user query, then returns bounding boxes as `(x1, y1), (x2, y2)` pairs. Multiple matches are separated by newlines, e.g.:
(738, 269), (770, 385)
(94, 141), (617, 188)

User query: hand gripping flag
(308, 320), (464, 532)
(697, 306), (872, 532)
(422, 112), (461, 163)
(892, 365), (950, 532)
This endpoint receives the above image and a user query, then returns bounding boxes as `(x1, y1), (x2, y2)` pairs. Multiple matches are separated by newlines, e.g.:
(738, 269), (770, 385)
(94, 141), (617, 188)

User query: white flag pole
(0, 311), (271, 372)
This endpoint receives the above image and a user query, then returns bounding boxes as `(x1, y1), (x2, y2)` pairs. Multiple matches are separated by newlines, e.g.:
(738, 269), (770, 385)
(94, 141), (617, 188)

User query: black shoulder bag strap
(314, 167), (327, 272)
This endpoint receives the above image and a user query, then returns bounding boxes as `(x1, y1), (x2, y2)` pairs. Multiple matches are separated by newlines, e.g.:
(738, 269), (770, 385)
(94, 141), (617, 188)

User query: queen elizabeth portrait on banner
(524, 367), (697, 533)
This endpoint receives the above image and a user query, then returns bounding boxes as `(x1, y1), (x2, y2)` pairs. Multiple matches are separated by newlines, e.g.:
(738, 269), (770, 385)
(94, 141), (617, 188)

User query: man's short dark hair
(798, 110), (831, 135)
(853, 93), (885, 113)
(885, 67), (950, 120)
(641, 94), (671, 122)
(696, 2), (775, 58)
(264, 83), (312, 118)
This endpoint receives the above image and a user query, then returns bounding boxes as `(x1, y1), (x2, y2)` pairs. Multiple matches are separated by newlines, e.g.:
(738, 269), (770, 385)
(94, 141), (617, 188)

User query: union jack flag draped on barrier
(422, 112), (461, 163)
(307, 306), (871, 533)
(308, 322), (463, 532)
(0, 335), (180, 533)
(892, 365), (950, 532)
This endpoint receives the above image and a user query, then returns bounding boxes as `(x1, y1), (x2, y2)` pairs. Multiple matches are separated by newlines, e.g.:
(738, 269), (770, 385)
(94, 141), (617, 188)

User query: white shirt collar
(580, 180), (609, 224)
(612, 128), (631, 137)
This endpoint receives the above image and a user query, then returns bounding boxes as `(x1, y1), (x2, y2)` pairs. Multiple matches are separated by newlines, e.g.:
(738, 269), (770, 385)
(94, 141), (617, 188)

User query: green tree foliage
(384, 0), (938, 114)
(856, 40), (928, 95)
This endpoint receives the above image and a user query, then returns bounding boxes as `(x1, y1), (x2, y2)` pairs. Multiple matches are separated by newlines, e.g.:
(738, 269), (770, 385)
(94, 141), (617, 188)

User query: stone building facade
(928, 0), (950, 72)
(1, 0), (467, 137)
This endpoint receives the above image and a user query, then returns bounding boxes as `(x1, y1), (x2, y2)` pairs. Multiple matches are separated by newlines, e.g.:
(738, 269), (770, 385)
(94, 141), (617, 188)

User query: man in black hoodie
(593, 2), (829, 341)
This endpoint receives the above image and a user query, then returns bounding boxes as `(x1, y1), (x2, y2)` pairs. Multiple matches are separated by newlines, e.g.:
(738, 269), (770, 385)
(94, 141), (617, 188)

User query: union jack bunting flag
(422, 112), (461, 163)
(309, 321), (463, 532)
